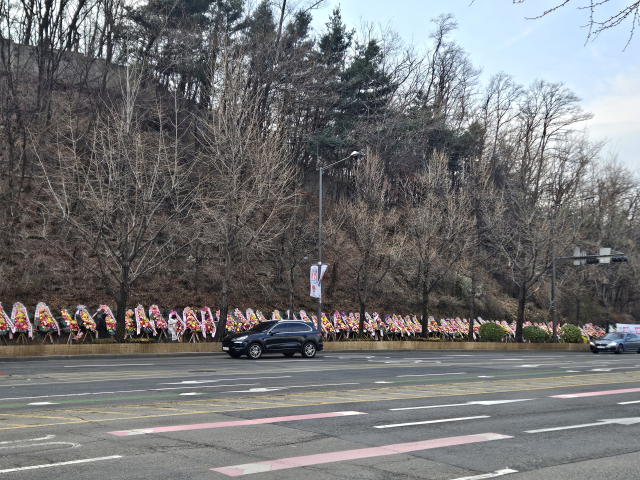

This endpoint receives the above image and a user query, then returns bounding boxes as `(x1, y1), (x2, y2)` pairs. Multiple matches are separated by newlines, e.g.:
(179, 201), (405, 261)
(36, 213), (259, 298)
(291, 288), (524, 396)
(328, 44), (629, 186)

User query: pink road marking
(0, 372), (8, 377)
(551, 387), (640, 399)
(211, 433), (512, 476)
(108, 411), (366, 436)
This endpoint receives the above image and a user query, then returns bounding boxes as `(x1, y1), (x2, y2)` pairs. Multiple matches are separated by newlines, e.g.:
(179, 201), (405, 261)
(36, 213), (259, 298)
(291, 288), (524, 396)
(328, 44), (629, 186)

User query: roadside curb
(0, 340), (590, 362)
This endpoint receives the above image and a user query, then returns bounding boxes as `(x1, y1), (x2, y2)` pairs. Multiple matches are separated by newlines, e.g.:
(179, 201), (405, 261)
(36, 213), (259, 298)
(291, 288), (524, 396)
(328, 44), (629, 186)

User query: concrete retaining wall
(0, 340), (589, 359)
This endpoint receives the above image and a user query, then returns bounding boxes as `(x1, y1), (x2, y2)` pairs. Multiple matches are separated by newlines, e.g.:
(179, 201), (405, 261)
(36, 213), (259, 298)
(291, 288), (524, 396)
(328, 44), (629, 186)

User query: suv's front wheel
(301, 341), (317, 358)
(247, 343), (263, 359)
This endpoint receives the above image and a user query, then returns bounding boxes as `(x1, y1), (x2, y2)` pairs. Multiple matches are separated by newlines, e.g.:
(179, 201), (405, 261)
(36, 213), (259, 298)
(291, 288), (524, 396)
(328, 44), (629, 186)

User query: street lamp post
(550, 194), (595, 342)
(316, 151), (362, 332)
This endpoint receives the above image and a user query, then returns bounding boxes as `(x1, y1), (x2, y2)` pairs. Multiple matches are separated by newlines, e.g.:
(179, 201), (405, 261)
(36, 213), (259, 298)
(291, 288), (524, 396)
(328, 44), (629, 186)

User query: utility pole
(316, 151), (363, 332)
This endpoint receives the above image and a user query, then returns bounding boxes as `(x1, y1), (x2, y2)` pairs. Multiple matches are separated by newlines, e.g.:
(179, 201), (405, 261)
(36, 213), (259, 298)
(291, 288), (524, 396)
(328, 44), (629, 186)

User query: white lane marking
(28, 402), (58, 405)
(478, 376), (494, 378)
(390, 399), (535, 411)
(526, 417), (640, 433)
(0, 456), (122, 473)
(369, 360), (442, 364)
(443, 355), (475, 357)
(564, 371), (581, 373)
(618, 400), (640, 405)
(375, 416), (490, 429)
(64, 364), (153, 368)
(179, 392), (203, 396)
(0, 385), (260, 402)
(227, 382), (359, 393)
(160, 376), (291, 385)
(450, 469), (518, 480)
(514, 365), (544, 368)
(324, 356), (375, 359)
(0, 442), (80, 450)
(397, 373), (466, 378)
(0, 435), (55, 445)
(255, 360), (324, 362)
(590, 367), (639, 372)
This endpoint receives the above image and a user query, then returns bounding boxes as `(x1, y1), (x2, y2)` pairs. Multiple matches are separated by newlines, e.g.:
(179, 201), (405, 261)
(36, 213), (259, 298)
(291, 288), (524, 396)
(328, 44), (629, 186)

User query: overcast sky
(309, 0), (639, 170)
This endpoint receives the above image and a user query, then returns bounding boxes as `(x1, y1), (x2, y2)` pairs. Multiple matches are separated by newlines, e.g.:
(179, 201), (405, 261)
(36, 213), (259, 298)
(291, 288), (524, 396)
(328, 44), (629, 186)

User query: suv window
(287, 323), (313, 333)
(270, 323), (290, 333)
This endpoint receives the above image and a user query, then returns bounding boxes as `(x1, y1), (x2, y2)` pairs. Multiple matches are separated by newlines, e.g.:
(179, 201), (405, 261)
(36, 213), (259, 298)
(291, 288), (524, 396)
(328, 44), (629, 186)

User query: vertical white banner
(310, 264), (328, 299)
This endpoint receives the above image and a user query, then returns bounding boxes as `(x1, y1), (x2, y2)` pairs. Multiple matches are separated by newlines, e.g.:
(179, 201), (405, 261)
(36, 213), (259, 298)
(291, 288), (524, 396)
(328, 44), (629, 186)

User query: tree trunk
(115, 267), (130, 342)
(468, 273), (475, 340)
(289, 265), (295, 318)
(575, 297), (580, 324)
(516, 284), (526, 343)
(359, 302), (366, 339)
(421, 280), (429, 338)
(115, 296), (127, 342)
(216, 251), (232, 341)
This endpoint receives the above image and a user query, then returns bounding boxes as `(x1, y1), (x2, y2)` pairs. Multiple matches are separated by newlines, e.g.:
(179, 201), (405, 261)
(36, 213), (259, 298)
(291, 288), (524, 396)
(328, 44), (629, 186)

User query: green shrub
(124, 337), (156, 343)
(478, 322), (506, 342)
(92, 338), (116, 344)
(560, 324), (582, 343)
(522, 326), (550, 343)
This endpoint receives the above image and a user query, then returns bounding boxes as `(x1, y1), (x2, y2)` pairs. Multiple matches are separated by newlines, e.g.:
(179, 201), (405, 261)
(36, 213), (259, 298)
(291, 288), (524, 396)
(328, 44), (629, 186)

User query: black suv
(222, 320), (323, 359)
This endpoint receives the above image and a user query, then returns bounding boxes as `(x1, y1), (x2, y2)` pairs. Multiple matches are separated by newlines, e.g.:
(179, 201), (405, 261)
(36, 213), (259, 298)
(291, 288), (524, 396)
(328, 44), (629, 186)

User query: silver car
(591, 333), (640, 354)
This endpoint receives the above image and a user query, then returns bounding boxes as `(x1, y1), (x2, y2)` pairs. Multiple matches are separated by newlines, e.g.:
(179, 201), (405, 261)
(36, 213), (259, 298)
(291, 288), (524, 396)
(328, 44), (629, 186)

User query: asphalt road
(1, 349), (640, 479)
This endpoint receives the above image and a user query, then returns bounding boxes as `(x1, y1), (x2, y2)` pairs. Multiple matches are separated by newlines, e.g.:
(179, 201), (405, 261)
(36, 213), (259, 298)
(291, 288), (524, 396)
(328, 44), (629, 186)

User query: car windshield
(246, 321), (277, 333)
(603, 333), (624, 340)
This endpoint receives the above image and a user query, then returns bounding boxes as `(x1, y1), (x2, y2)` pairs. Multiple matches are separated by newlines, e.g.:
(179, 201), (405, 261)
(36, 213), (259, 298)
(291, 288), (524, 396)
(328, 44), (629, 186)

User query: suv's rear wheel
(248, 343), (263, 359)
(301, 341), (316, 358)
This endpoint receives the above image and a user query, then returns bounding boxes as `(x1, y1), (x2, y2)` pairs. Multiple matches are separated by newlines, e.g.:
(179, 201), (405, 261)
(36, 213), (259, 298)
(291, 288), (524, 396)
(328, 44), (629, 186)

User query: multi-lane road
(1, 350), (640, 479)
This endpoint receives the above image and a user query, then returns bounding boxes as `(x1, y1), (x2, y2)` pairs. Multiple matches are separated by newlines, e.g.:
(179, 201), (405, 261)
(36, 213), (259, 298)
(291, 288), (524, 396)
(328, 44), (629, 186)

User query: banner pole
(317, 167), (323, 332)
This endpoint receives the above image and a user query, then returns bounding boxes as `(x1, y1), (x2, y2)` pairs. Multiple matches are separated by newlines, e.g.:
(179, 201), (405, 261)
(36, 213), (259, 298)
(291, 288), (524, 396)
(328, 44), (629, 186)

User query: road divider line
(450, 469), (518, 480)
(525, 417), (640, 433)
(619, 400), (640, 405)
(227, 383), (359, 393)
(550, 387), (640, 398)
(0, 435), (55, 445)
(397, 373), (466, 378)
(161, 376), (291, 385)
(0, 455), (122, 473)
(375, 416), (490, 429)
(109, 411), (367, 436)
(390, 399), (534, 411)
(64, 364), (153, 368)
(211, 433), (511, 476)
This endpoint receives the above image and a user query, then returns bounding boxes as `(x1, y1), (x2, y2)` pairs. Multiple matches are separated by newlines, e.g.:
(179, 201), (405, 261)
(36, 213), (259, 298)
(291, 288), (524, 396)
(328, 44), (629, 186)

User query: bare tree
(404, 151), (474, 336)
(197, 59), (296, 340)
(335, 151), (404, 338)
(36, 70), (196, 340)
(512, 0), (640, 49)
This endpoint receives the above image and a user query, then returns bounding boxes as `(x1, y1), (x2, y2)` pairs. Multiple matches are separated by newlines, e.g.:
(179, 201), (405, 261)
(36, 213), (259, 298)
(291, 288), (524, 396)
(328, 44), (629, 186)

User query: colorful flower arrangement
(149, 305), (167, 331)
(169, 310), (185, 337)
(246, 308), (260, 327)
(60, 308), (79, 333)
(135, 304), (156, 335)
(256, 311), (269, 323)
(272, 310), (283, 320)
(125, 309), (136, 335)
(35, 302), (60, 335)
(333, 311), (348, 333)
(75, 305), (96, 332)
(0, 303), (14, 337)
(96, 305), (117, 335)
(183, 307), (201, 333)
(199, 307), (216, 337)
(12, 303), (32, 337)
